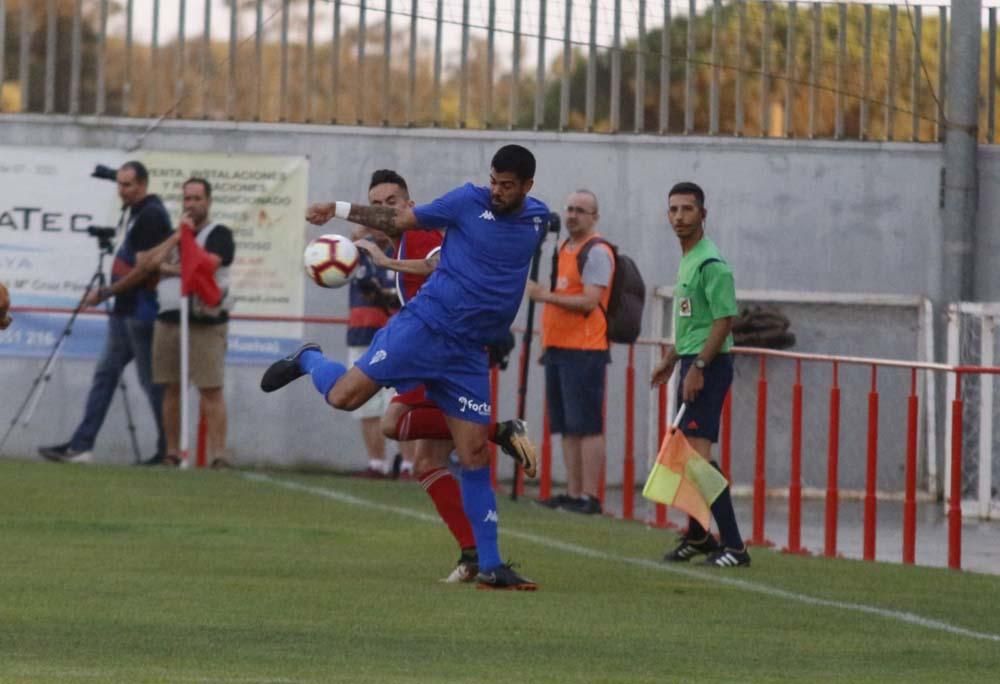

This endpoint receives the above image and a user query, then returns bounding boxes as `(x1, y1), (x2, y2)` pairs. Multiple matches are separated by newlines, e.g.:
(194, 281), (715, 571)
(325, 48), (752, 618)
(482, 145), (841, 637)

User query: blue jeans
(69, 315), (165, 456)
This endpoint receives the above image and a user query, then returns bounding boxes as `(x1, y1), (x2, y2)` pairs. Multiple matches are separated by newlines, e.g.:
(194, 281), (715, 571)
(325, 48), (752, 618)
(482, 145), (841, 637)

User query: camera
(91, 164), (117, 182)
(87, 226), (116, 240)
(546, 211), (561, 234)
(87, 225), (117, 253)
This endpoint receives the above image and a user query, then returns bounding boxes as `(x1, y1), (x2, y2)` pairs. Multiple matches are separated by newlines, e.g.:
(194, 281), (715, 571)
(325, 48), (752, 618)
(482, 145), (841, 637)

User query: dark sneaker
(564, 496), (603, 515)
(534, 493), (573, 509)
(662, 535), (722, 562)
(38, 443), (93, 464)
(704, 546), (751, 568)
(493, 419), (538, 478)
(260, 343), (322, 393)
(476, 562), (538, 591)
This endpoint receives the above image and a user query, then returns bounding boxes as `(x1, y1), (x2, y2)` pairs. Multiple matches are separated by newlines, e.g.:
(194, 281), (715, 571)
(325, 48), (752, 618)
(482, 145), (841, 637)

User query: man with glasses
(526, 189), (614, 515)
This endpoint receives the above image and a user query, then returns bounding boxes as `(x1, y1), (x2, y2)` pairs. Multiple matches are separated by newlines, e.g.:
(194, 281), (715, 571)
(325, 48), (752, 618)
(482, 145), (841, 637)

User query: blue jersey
(410, 183), (550, 345)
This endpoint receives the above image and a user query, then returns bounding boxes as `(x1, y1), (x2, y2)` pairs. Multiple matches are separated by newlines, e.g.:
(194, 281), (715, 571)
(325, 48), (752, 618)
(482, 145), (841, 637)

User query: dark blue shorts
(543, 348), (609, 436)
(675, 354), (733, 443)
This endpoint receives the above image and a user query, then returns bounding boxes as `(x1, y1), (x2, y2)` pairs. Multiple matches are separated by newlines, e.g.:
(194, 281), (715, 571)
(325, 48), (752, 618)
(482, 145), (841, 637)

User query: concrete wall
(2, 115), (997, 492)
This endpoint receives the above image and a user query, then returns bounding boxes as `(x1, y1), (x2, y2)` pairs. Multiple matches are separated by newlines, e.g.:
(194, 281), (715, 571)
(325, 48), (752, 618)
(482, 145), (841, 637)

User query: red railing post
(655, 354), (668, 527)
(599, 367), (608, 505)
(903, 368), (919, 565)
(721, 389), (732, 480)
(948, 374), (964, 570)
(196, 408), (208, 468)
(489, 366), (499, 488)
(785, 360), (804, 554)
(623, 345), (636, 520)
(540, 402), (552, 502)
(751, 355), (770, 546)
(824, 362), (841, 558)
(863, 365), (880, 561)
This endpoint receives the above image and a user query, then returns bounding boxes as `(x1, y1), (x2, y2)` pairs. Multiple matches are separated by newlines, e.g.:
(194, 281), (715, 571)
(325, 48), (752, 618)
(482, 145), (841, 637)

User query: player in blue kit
(261, 145), (547, 590)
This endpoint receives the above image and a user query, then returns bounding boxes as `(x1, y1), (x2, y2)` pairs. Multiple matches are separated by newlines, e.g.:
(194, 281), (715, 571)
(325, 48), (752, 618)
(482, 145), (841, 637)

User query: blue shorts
(543, 348), (609, 436)
(354, 308), (492, 424)
(675, 354), (733, 443)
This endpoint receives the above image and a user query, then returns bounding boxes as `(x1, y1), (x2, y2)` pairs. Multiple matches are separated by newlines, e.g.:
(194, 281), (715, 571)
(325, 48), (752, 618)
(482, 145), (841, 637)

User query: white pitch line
(243, 473), (1000, 644)
(7, 666), (298, 684)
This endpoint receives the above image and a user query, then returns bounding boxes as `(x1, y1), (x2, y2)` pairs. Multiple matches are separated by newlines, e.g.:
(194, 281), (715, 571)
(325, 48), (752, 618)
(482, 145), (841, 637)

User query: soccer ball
(303, 234), (360, 288)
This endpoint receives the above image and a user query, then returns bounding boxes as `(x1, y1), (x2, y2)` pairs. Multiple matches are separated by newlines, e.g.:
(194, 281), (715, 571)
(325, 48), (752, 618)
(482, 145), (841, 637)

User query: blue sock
(298, 349), (345, 400)
(460, 466), (502, 572)
(297, 348), (324, 373)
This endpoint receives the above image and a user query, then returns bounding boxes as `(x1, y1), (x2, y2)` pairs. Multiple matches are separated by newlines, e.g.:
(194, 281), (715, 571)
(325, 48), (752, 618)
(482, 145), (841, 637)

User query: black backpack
(550, 237), (646, 344)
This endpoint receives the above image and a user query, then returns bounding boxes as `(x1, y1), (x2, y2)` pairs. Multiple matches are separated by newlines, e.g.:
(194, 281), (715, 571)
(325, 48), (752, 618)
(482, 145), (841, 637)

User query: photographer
(39, 161), (170, 464)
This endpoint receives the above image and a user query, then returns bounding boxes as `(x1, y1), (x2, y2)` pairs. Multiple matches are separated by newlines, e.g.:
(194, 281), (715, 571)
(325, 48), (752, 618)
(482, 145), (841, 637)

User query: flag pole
(672, 403), (687, 430)
(179, 294), (191, 468)
(648, 403), (689, 472)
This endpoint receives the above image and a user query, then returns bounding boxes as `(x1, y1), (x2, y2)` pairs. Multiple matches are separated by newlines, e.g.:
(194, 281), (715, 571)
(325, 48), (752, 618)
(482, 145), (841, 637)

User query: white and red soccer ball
(303, 234), (360, 288)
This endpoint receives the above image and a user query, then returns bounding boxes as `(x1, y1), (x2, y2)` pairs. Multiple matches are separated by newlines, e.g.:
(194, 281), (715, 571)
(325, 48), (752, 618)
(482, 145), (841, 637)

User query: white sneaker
(64, 450), (94, 464)
(440, 560), (478, 583)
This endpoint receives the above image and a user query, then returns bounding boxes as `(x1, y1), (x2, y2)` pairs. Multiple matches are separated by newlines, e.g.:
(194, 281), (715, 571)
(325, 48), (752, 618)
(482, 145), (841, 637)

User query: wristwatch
(693, 358), (707, 370)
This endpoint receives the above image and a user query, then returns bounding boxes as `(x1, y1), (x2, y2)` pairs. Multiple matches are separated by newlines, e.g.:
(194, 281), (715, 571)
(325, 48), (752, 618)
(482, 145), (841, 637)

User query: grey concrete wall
(975, 145), (1000, 302)
(2, 115), (996, 492)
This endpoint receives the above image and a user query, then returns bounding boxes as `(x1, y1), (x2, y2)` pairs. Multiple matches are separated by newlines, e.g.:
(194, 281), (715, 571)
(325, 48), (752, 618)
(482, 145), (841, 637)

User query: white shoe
(65, 450), (94, 464)
(440, 560), (478, 583)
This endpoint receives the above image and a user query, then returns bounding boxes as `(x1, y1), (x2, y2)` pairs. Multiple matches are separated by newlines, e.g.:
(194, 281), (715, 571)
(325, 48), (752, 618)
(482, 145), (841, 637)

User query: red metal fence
(6, 305), (994, 571)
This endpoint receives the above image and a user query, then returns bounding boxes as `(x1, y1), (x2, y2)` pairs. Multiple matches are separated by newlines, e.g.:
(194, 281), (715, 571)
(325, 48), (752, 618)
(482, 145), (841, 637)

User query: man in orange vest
(526, 189), (614, 515)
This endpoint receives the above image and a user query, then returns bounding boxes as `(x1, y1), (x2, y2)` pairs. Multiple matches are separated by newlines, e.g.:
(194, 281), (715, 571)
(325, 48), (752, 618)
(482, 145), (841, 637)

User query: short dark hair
(574, 188), (599, 214)
(491, 144), (536, 181)
(668, 181), (705, 207)
(183, 177), (212, 198)
(120, 160), (149, 184)
(369, 169), (409, 197)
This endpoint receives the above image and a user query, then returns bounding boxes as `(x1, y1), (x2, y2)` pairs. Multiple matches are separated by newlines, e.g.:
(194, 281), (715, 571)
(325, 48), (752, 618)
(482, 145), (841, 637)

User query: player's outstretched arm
(306, 201), (417, 238)
(355, 239), (436, 276)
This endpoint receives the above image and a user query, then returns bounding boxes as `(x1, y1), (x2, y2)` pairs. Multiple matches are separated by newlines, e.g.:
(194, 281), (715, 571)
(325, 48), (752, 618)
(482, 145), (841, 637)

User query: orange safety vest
(540, 235), (614, 351)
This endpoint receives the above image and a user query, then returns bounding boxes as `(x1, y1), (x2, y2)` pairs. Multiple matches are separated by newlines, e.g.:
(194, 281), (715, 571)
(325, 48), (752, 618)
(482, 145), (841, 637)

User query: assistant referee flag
(642, 427), (728, 531)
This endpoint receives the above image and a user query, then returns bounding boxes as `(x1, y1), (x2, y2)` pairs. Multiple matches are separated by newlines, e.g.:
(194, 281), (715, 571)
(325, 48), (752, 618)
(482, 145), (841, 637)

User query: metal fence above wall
(1, 1), (998, 142)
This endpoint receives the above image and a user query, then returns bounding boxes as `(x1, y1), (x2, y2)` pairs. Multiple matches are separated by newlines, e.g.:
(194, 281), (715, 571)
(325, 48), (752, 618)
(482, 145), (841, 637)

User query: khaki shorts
(348, 345), (394, 419)
(153, 320), (228, 388)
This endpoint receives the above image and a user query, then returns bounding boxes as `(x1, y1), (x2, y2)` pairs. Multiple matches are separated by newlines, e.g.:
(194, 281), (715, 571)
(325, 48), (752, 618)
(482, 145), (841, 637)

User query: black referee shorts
(675, 354), (733, 443)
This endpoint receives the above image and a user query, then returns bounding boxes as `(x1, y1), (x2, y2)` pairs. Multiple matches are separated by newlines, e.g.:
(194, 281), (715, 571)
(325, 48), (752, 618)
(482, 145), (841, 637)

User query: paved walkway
(524, 487), (1000, 576)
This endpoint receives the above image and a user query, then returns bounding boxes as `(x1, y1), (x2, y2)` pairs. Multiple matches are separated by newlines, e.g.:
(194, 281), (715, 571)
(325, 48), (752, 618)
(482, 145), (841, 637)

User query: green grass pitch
(1, 459), (998, 683)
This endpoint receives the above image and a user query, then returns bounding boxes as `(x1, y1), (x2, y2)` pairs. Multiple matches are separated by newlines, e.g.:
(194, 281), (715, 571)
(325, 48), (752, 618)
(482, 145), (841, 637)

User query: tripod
(0, 239), (142, 463)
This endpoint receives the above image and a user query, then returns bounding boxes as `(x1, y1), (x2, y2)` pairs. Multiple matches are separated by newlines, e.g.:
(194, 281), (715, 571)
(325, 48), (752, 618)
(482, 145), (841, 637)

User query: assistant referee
(651, 181), (750, 568)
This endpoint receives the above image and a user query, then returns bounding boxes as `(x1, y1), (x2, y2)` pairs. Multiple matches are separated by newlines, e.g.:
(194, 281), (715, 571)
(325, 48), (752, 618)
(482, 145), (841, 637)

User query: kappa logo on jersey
(369, 349), (388, 365)
(478, 210), (496, 221)
(458, 396), (491, 416)
(483, 509), (499, 524)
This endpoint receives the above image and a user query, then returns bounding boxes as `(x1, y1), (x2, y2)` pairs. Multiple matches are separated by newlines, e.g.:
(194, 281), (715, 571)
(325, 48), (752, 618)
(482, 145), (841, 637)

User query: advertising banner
(0, 146), (308, 362)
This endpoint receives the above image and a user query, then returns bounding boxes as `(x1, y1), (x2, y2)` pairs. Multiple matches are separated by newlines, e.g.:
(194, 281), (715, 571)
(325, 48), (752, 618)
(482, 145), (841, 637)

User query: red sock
(419, 468), (476, 550)
(396, 407), (451, 440)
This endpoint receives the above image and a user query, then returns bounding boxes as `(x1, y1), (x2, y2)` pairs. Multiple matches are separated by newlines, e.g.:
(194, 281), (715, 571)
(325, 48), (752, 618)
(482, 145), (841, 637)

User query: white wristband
(335, 201), (352, 218)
